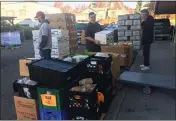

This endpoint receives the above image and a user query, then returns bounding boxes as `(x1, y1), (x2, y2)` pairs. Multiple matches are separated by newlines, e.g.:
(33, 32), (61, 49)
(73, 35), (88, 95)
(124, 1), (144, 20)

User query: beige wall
(1, 2), (61, 24)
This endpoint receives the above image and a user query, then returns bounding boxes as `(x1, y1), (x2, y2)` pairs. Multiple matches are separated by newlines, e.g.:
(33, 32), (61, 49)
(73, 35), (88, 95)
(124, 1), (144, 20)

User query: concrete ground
(0, 40), (175, 119)
(105, 41), (176, 120)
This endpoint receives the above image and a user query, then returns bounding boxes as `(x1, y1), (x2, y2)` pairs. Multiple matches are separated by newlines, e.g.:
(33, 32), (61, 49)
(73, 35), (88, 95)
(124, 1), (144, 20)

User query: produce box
(118, 26), (128, 31)
(118, 20), (125, 25)
(101, 44), (132, 66)
(118, 31), (125, 37)
(19, 58), (39, 77)
(130, 25), (141, 30)
(129, 14), (141, 20)
(125, 30), (132, 36)
(125, 20), (133, 25)
(118, 14), (129, 21)
(133, 20), (141, 25)
(14, 96), (39, 120)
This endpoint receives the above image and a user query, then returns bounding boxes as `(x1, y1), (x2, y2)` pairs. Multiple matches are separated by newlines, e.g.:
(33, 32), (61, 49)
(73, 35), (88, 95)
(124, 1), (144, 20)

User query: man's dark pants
(39, 49), (51, 59)
(143, 44), (151, 66)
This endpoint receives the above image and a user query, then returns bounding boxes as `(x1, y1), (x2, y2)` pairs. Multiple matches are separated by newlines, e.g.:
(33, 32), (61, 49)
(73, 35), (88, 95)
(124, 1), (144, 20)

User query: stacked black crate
(85, 54), (113, 114)
(118, 14), (142, 50)
(26, 58), (84, 120)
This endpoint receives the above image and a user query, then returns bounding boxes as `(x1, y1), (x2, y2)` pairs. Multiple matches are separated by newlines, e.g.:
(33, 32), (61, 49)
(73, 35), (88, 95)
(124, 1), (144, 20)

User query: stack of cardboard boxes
(118, 14), (142, 50)
(32, 29), (70, 59)
(46, 13), (77, 53)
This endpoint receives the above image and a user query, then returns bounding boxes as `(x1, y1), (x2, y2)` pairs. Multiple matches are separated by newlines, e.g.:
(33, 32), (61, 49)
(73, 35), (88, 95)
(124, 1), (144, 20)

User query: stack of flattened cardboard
(101, 43), (133, 67)
(46, 13), (77, 53)
(15, 58), (40, 120)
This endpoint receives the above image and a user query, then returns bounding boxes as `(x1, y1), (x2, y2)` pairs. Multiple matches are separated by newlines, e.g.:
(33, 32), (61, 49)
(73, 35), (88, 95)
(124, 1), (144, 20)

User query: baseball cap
(34, 11), (45, 18)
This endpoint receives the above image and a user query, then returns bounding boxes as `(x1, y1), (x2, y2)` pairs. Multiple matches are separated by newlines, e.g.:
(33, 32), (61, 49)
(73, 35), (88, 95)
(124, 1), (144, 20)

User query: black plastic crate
(86, 54), (112, 74)
(68, 104), (101, 120)
(27, 58), (81, 88)
(63, 55), (93, 77)
(13, 78), (39, 99)
(68, 84), (98, 110)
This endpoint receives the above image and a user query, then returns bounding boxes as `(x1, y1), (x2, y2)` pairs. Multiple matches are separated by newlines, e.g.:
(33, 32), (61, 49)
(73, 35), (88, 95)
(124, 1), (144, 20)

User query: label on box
(41, 94), (57, 107)
(120, 54), (127, 58)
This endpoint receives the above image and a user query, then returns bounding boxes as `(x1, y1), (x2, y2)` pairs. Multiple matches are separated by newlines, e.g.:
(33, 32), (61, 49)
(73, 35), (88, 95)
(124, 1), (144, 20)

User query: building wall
(1, 2), (61, 25)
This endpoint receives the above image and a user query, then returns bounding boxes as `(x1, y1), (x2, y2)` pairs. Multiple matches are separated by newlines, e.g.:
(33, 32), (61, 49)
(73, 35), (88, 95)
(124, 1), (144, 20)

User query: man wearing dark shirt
(140, 9), (154, 71)
(85, 12), (103, 52)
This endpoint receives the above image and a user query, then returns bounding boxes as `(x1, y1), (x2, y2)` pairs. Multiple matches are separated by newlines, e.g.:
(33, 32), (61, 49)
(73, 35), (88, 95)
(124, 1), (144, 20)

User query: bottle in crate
(37, 87), (68, 120)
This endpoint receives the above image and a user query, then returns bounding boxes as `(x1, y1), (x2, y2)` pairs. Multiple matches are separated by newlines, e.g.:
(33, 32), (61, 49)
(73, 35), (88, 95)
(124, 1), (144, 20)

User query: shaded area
(105, 41), (176, 120)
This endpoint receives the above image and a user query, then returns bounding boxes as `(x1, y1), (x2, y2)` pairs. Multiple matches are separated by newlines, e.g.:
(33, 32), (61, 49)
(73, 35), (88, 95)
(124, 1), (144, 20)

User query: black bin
(86, 54), (112, 74)
(13, 78), (39, 99)
(27, 58), (80, 88)
(68, 84), (101, 120)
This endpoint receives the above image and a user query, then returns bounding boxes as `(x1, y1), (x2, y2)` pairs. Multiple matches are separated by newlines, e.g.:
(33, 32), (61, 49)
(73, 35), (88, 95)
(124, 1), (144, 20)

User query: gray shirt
(38, 20), (52, 50)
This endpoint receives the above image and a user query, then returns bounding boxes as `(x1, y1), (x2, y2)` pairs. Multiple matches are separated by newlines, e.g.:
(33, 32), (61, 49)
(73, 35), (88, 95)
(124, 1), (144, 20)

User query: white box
(125, 20), (133, 25)
(130, 36), (136, 41)
(133, 20), (141, 25)
(136, 36), (141, 40)
(118, 36), (127, 41)
(51, 29), (69, 37)
(95, 30), (114, 45)
(118, 31), (125, 36)
(130, 25), (141, 30)
(133, 46), (140, 50)
(125, 31), (132, 36)
(129, 14), (141, 19)
(32, 30), (39, 39)
(118, 21), (125, 25)
(118, 26), (128, 31)
(133, 31), (140, 36)
(118, 14), (129, 21)
(133, 41), (140, 46)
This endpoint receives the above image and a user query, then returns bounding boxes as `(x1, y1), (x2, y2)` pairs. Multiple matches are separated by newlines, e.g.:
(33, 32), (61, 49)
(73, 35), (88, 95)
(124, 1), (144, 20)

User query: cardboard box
(125, 20), (133, 25)
(118, 26), (128, 31)
(118, 31), (125, 37)
(129, 14), (141, 20)
(133, 41), (141, 46)
(130, 36), (136, 41)
(101, 45), (130, 66)
(136, 36), (141, 40)
(125, 31), (132, 36)
(118, 36), (128, 41)
(130, 25), (141, 30)
(118, 14), (129, 21)
(19, 59), (32, 76)
(14, 96), (39, 120)
(133, 31), (140, 36)
(118, 20), (125, 25)
(133, 20), (141, 25)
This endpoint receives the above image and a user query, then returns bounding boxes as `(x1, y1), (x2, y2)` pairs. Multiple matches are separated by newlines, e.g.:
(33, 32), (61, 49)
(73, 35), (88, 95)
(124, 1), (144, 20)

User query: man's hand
(94, 40), (100, 45)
